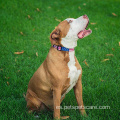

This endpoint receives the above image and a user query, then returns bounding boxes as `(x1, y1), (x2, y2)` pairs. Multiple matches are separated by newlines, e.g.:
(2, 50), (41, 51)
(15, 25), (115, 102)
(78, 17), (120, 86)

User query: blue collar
(53, 45), (74, 52)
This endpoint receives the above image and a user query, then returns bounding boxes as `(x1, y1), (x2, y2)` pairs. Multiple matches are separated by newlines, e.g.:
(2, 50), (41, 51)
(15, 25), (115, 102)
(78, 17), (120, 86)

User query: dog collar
(53, 45), (74, 52)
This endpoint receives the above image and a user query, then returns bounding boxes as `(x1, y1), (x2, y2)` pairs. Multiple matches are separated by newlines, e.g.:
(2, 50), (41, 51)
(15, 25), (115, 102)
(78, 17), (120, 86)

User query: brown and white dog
(26, 15), (92, 119)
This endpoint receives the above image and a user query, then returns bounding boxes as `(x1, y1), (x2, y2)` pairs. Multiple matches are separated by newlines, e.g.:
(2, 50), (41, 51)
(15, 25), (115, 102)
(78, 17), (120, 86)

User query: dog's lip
(77, 21), (92, 39)
(85, 20), (89, 29)
(77, 28), (92, 39)
(77, 26), (92, 39)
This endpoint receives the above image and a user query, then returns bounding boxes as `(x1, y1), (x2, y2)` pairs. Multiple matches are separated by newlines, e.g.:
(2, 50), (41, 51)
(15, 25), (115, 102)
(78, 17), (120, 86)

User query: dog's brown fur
(26, 20), (86, 119)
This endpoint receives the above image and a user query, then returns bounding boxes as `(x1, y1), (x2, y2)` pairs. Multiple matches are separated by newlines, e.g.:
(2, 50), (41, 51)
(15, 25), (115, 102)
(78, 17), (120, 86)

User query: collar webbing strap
(53, 45), (74, 52)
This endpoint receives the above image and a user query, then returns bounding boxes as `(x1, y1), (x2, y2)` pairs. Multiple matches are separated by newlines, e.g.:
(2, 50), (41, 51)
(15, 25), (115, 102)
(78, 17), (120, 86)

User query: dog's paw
(54, 116), (69, 120)
(28, 110), (33, 114)
(60, 116), (69, 119)
(81, 110), (88, 117)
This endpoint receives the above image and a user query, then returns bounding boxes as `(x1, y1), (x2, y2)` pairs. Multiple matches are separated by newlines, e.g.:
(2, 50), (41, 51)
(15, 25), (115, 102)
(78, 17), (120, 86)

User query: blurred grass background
(0, 0), (120, 119)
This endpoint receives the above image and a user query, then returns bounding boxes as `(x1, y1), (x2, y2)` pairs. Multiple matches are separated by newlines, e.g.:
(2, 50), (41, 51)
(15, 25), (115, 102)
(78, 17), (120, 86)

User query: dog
(26, 15), (92, 119)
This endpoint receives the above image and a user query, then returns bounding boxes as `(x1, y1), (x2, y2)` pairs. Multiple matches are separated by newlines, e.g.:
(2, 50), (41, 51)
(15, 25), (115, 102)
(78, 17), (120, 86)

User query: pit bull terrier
(26, 15), (92, 119)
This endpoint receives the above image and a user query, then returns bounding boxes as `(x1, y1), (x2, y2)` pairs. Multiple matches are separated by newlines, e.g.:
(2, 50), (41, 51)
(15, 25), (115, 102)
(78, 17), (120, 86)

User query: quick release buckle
(57, 46), (62, 51)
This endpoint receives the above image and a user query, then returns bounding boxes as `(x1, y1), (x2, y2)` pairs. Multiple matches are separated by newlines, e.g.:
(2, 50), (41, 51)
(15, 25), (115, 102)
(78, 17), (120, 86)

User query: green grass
(0, 0), (120, 119)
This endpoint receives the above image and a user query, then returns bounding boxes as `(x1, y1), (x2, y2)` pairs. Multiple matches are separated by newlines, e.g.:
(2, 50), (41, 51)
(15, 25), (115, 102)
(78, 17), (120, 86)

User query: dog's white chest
(61, 51), (81, 98)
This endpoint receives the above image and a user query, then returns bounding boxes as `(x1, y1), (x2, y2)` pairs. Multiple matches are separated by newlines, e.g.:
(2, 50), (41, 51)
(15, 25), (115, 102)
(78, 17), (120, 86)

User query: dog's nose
(83, 15), (88, 19)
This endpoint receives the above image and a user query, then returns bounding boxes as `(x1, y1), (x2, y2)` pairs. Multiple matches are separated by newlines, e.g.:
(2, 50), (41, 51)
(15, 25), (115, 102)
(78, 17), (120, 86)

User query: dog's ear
(50, 28), (61, 45)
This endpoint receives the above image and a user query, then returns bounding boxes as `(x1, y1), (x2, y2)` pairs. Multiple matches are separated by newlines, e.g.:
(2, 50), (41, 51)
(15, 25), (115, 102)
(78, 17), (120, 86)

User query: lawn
(0, 0), (120, 119)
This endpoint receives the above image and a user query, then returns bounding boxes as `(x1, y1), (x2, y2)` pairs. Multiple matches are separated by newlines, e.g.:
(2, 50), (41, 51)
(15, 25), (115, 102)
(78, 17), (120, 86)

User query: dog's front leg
(73, 75), (87, 116)
(53, 88), (61, 119)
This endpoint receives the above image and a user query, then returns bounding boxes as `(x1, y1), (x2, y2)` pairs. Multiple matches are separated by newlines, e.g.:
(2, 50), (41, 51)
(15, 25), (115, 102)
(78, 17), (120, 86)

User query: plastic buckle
(57, 46), (62, 51)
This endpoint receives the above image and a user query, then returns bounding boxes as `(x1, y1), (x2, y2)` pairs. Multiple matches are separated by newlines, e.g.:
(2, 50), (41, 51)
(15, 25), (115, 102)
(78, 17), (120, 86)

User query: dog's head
(50, 15), (92, 48)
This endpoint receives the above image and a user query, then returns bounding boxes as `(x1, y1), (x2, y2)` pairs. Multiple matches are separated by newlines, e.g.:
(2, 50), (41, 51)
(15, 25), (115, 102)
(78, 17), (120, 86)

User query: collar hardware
(53, 45), (74, 52)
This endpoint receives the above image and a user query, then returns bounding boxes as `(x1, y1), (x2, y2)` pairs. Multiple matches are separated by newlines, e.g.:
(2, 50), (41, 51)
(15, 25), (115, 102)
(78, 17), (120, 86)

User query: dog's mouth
(77, 22), (92, 39)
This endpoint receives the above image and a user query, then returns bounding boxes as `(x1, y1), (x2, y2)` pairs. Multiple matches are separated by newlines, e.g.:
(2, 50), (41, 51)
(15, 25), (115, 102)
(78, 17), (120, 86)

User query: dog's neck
(49, 45), (75, 64)
(61, 38), (78, 48)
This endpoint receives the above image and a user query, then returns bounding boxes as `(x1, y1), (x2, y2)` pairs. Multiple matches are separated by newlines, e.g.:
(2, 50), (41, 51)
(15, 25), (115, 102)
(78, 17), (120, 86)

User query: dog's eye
(68, 20), (73, 23)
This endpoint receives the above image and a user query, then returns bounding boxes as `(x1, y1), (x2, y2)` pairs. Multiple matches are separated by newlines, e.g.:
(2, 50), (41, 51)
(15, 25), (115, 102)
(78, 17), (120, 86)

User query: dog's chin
(77, 28), (92, 39)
